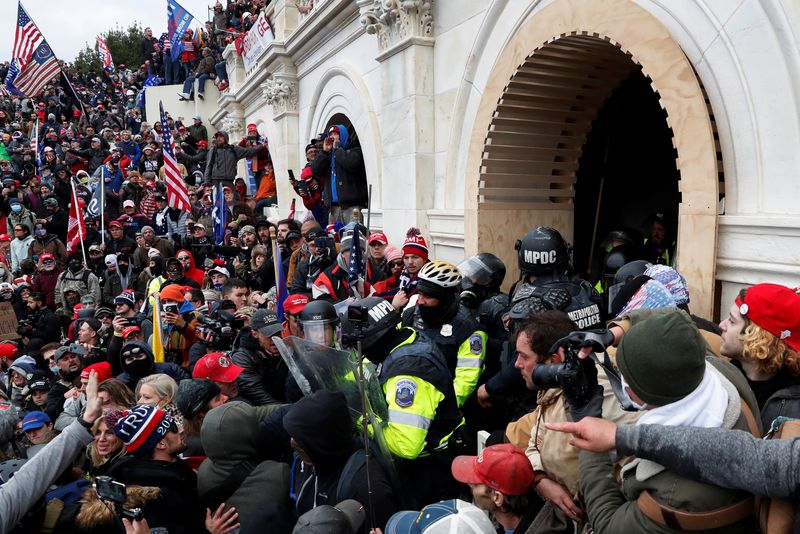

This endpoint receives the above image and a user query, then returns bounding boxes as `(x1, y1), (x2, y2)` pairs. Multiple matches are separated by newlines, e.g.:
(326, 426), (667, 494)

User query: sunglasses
(177, 256), (191, 261)
(122, 347), (147, 363)
(42, 259), (55, 265)
(389, 261), (404, 267)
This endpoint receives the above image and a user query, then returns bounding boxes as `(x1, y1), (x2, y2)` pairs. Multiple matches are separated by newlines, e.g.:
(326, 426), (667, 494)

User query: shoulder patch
(395, 378), (417, 408)
(469, 333), (484, 355)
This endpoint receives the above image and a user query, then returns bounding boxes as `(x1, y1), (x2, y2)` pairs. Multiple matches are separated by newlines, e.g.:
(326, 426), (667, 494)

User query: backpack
(758, 418), (800, 534)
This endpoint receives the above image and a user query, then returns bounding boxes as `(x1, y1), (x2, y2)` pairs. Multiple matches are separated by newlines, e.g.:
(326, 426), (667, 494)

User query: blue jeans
(215, 61), (228, 82)
(183, 74), (212, 95)
(182, 77), (195, 95)
(164, 55), (180, 84)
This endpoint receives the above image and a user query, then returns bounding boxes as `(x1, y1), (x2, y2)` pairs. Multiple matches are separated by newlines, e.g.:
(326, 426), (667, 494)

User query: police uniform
(378, 327), (464, 507)
(511, 273), (604, 331)
(402, 305), (488, 408)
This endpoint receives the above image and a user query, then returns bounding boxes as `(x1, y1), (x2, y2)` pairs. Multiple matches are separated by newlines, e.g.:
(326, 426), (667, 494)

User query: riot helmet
(299, 300), (340, 347)
(458, 253), (506, 308)
(601, 245), (636, 291)
(341, 297), (401, 354)
(515, 227), (570, 277)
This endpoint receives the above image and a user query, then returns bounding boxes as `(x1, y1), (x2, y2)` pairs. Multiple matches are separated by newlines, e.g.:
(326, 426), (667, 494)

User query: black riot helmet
(515, 227), (571, 277)
(341, 297), (401, 353)
(601, 245), (636, 289)
(458, 253), (506, 308)
(299, 300), (340, 347)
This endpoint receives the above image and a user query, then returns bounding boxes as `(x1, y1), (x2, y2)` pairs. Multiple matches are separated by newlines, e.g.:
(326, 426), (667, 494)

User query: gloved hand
(567, 385), (604, 421)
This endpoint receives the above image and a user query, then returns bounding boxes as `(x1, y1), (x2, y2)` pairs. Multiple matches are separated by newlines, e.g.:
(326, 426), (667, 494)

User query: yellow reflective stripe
(453, 331), (487, 407)
(594, 279), (604, 294)
(388, 409), (432, 430)
(383, 374), (443, 459)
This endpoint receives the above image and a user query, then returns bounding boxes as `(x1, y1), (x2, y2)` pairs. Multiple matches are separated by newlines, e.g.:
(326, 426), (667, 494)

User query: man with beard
(31, 254), (62, 310)
(113, 405), (203, 532)
(133, 225), (174, 268)
(401, 261), (487, 414)
(29, 223), (66, 267)
(17, 292), (61, 344)
(45, 343), (86, 420)
(54, 253), (101, 308)
(35, 197), (68, 243)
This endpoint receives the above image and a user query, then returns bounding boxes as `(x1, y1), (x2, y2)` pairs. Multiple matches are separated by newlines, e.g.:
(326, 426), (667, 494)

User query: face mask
(167, 270), (181, 281)
(118, 262), (129, 271)
(618, 374), (648, 411)
(68, 262), (82, 274)
(10, 204), (21, 213)
(50, 366), (60, 374)
(125, 357), (152, 378)
(212, 283), (223, 291)
(66, 296), (80, 307)
(35, 229), (46, 237)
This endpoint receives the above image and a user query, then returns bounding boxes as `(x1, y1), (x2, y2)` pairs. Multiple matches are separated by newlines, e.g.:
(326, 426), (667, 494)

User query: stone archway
(464, 0), (719, 317)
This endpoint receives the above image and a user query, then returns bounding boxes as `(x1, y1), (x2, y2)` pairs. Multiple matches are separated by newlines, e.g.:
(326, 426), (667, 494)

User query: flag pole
(100, 167), (105, 247)
(71, 177), (88, 266)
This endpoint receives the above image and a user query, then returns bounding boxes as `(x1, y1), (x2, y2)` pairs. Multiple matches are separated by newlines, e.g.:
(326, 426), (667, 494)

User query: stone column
(359, 0), (435, 235)
(222, 44), (246, 94)
(263, 71), (301, 210)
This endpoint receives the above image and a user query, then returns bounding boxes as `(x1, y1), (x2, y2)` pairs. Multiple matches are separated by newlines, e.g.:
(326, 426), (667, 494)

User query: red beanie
(402, 227), (428, 261)
(160, 284), (186, 303)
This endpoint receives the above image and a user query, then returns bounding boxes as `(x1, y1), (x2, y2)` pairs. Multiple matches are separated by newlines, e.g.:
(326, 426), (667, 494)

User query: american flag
(97, 35), (114, 71)
(5, 3), (60, 98)
(159, 101), (191, 211)
(346, 223), (365, 294)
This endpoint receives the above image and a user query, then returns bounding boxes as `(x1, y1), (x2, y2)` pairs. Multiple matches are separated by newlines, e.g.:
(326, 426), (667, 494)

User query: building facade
(210, 0), (800, 319)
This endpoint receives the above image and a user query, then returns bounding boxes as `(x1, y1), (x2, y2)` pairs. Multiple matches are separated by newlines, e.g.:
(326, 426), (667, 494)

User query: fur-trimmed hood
(75, 485), (161, 529)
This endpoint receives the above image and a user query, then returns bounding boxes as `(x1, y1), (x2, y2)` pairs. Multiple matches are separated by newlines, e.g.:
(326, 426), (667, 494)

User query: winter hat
(105, 254), (117, 267)
(293, 500), (365, 534)
(148, 248), (162, 259)
(616, 310), (706, 407)
(384, 246), (403, 263)
(81, 362), (113, 383)
(616, 279), (676, 318)
(176, 379), (221, 419)
(160, 284), (186, 303)
(239, 225), (256, 236)
(644, 264), (690, 306)
(735, 283), (800, 352)
(141, 226), (155, 235)
(115, 290), (136, 308)
(402, 228), (428, 261)
(8, 198), (20, 205)
(114, 405), (174, 457)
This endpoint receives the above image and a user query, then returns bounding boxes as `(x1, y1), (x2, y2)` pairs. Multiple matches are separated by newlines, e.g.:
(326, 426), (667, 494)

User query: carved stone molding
(359, 0), (433, 52)
(221, 116), (245, 140)
(263, 76), (299, 117)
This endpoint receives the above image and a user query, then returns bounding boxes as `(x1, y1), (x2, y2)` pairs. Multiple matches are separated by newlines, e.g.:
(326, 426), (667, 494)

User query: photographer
(159, 285), (200, 369)
(18, 292), (61, 344)
(310, 124), (367, 223)
(510, 311), (640, 528)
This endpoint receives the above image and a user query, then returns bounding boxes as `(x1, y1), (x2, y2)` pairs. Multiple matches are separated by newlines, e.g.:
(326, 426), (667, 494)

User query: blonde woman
(87, 411), (126, 476)
(135, 374), (178, 408)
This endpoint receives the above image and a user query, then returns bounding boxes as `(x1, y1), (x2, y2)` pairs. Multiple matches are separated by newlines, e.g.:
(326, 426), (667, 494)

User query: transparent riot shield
(274, 335), (392, 460)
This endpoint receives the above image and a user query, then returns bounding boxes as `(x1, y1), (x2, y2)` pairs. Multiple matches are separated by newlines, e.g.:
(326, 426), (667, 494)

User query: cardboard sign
(242, 11), (274, 72)
(0, 301), (20, 340)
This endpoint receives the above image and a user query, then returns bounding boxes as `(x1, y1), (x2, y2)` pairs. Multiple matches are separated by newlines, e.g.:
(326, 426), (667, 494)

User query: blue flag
(212, 185), (228, 245)
(86, 170), (104, 218)
(167, 0), (195, 60)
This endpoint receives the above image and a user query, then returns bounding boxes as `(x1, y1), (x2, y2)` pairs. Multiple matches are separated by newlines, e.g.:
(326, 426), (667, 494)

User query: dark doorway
(572, 70), (680, 279)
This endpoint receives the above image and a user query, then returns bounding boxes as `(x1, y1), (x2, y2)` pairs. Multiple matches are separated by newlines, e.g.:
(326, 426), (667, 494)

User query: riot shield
(274, 335), (391, 454)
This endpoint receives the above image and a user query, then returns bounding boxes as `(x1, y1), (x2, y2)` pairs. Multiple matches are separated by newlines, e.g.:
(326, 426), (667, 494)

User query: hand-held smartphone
(288, 169), (295, 182)
(95, 476), (126, 503)
(163, 303), (180, 315)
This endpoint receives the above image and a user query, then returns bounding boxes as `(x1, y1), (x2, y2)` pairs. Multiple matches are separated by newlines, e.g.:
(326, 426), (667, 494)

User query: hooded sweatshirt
(177, 249), (204, 286)
(198, 402), (290, 521)
(117, 340), (189, 387)
(282, 390), (397, 532)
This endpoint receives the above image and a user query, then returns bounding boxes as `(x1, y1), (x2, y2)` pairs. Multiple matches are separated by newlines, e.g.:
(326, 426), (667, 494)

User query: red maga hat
(735, 283), (800, 351)
(451, 444), (535, 496)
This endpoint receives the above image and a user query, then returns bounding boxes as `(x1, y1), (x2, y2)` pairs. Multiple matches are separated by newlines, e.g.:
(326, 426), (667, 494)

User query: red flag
(67, 187), (86, 254)
(159, 102), (191, 211)
(288, 198), (296, 220)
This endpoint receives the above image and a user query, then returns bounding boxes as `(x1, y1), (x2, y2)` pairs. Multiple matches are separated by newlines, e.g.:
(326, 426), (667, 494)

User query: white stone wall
(219, 0), (800, 314)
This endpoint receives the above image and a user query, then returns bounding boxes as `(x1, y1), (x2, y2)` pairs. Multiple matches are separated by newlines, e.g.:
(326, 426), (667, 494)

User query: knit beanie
(115, 289), (136, 308)
(384, 246), (403, 263)
(402, 228), (428, 260)
(114, 405), (174, 457)
(616, 310), (706, 407)
(160, 284), (186, 303)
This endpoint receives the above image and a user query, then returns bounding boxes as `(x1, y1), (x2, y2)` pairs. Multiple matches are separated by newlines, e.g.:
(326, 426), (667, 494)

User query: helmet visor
(300, 318), (340, 347)
(457, 256), (493, 286)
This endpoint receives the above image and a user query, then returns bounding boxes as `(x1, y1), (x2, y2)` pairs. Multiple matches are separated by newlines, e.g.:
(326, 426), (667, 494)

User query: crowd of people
(1, 2), (800, 534)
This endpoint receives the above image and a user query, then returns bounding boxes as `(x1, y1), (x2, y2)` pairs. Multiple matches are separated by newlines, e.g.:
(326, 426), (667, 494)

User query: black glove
(568, 385), (604, 421)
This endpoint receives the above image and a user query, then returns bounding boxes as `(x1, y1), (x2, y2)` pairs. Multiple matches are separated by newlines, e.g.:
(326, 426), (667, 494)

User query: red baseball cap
(121, 326), (142, 339)
(451, 444), (535, 496)
(0, 342), (19, 359)
(735, 283), (800, 351)
(81, 362), (113, 383)
(0, 234), (11, 242)
(368, 231), (388, 246)
(193, 352), (244, 383)
(108, 221), (123, 229)
(283, 294), (310, 315)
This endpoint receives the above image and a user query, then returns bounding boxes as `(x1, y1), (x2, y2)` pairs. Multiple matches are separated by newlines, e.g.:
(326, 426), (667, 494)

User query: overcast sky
(0, 0), (213, 63)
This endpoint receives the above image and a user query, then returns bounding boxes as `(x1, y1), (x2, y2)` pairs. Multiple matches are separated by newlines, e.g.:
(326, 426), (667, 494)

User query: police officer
(298, 299), (341, 348)
(401, 261), (487, 409)
(511, 226), (603, 330)
(342, 296), (463, 508)
(458, 253), (508, 343)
